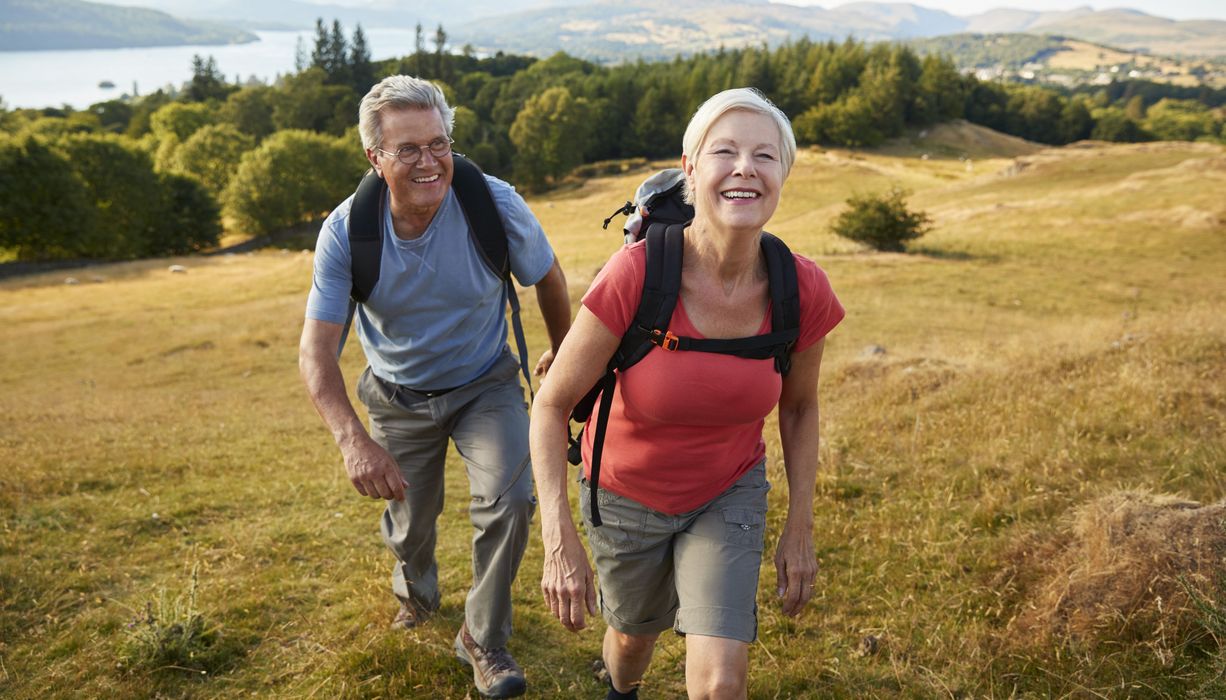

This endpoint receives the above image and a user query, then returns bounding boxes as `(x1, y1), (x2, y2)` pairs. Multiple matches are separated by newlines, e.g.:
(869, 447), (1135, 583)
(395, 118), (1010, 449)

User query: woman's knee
(609, 629), (658, 656)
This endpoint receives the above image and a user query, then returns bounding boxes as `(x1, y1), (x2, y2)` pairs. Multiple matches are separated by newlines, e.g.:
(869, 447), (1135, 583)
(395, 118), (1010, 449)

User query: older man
(300, 75), (570, 699)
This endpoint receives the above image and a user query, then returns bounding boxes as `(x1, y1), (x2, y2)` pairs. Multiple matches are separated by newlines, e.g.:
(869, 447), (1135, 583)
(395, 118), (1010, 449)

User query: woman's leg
(684, 634), (749, 700)
(604, 627), (660, 693)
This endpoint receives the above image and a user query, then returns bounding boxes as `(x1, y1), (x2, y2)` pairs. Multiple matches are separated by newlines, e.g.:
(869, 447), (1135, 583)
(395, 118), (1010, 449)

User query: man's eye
(429, 138), (448, 149)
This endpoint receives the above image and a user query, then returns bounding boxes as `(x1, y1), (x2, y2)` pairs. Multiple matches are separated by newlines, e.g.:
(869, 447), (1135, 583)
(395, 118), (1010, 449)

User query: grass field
(2, 124), (1225, 698)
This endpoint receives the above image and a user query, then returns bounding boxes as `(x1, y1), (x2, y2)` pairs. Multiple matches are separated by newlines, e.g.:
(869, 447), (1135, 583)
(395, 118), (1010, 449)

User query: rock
(64, 277), (79, 285)
(168, 264), (188, 274)
(856, 635), (881, 657)
(859, 344), (887, 359)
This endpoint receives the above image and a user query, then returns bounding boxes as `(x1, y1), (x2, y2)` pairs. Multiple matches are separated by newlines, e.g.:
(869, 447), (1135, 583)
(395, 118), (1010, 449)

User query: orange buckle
(651, 329), (680, 351)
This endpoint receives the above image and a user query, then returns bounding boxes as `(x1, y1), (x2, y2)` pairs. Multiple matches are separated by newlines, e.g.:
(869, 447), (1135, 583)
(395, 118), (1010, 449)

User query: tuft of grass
(116, 563), (239, 677)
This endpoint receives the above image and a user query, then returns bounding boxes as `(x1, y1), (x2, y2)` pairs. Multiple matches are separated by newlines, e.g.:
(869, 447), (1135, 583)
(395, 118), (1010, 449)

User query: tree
(350, 24), (375, 93)
(830, 187), (931, 252)
(0, 134), (97, 260)
(434, 24), (449, 82)
(187, 54), (230, 102)
(221, 86), (276, 140)
(509, 86), (594, 189)
(150, 101), (215, 142)
(224, 130), (365, 235)
(170, 124), (256, 200)
(66, 133), (167, 258)
(1058, 96), (1094, 144)
(1090, 107), (1148, 142)
(1143, 99), (1218, 142)
(271, 68), (357, 135)
(149, 173), (221, 254)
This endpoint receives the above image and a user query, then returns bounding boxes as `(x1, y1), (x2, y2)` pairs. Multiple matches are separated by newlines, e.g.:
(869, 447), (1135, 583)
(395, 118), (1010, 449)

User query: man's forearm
(535, 260), (572, 353)
(299, 338), (368, 449)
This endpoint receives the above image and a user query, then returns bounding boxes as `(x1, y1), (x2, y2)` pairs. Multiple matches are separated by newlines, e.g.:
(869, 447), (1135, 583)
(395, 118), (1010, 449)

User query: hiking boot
(389, 597), (432, 630)
(453, 622), (526, 699)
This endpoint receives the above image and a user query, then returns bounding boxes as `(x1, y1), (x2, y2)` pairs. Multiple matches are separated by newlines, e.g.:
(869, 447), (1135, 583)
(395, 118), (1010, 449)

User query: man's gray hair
(681, 87), (796, 204)
(358, 75), (455, 150)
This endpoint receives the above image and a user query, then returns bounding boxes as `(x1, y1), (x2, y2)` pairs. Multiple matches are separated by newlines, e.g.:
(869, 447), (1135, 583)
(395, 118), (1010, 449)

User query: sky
(775, 1), (1226, 21)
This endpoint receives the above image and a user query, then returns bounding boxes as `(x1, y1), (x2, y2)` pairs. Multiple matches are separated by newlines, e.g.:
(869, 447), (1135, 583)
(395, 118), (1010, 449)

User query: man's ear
(365, 148), (383, 177)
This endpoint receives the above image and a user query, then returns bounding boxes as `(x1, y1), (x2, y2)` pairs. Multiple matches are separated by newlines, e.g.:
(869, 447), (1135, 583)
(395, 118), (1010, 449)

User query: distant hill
(909, 33), (1226, 88)
(450, 1), (1226, 61)
(0, 0), (256, 51)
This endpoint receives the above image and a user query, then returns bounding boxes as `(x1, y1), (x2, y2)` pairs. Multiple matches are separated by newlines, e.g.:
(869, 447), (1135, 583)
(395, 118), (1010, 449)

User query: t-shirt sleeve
(793, 254), (845, 353)
(581, 241), (647, 338)
(305, 199), (355, 325)
(488, 175), (556, 286)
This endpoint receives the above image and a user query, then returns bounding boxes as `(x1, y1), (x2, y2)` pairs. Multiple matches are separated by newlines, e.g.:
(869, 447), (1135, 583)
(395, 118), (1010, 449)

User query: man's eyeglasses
(374, 137), (454, 166)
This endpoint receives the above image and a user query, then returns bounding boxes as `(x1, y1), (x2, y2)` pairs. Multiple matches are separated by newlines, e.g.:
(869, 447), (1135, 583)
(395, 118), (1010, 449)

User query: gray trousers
(356, 350), (535, 649)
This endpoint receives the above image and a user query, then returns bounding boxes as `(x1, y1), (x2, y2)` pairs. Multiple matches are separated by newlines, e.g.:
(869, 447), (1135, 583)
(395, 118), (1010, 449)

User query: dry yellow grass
(1, 129), (1224, 698)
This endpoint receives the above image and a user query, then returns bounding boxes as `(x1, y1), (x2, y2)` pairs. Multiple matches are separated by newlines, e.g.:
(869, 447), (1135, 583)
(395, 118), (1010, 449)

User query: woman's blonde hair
(681, 87), (796, 204)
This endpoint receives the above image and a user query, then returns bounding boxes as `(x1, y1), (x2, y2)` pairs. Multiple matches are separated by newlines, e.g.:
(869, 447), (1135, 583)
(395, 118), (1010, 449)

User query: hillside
(0, 0), (256, 51)
(2, 130), (1225, 697)
(909, 33), (1226, 88)
(450, 1), (1226, 62)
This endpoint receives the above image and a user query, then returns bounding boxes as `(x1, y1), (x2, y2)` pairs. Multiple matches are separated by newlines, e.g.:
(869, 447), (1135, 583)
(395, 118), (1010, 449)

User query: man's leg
(358, 369), (449, 615)
(448, 355), (535, 648)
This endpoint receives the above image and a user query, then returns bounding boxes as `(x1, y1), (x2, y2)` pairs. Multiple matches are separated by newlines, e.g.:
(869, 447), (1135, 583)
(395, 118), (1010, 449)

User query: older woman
(529, 88), (844, 699)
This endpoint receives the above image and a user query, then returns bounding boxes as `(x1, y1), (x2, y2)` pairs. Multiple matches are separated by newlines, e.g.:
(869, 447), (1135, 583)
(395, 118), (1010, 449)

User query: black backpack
(574, 169), (801, 525)
(338, 154), (534, 397)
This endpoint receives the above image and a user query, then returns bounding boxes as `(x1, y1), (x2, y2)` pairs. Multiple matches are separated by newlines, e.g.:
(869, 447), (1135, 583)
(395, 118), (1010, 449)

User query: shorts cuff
(675, 605), (757, 643)
(603, 604), (676, 637)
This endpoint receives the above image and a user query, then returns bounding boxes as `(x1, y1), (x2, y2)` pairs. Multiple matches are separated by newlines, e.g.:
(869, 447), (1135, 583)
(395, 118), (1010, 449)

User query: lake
(0, 29), (420, 110)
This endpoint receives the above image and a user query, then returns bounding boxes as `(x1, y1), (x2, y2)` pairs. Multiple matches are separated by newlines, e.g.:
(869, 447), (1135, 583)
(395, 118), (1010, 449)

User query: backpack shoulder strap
(451, 154), (535, 398)
(614, 221), (685, 370)
(760, 232), (801, 376)
(451, 154), (509, 280)
(349, 168), (386, 304)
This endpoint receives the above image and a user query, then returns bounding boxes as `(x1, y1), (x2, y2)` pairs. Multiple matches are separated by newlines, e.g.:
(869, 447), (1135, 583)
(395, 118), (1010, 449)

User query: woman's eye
(756, 152), (777, 161)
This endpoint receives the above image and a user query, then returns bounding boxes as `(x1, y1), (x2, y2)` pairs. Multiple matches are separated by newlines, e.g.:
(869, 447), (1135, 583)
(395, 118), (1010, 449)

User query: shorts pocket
(580, 478), (645, 552)
(723, 508), (766, 550)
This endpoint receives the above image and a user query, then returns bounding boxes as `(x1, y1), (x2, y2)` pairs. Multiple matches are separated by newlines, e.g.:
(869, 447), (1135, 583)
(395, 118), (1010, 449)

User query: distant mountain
(832, 2), (966, 38)
(982, 8), (1226, 57)
(115, 0), (578, 31)
(450, 1), (1226, 61)
(0, 0), (256, 51)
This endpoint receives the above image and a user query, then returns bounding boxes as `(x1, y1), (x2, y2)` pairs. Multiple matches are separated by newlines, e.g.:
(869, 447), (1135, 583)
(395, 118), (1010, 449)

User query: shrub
(170, 124), (256, 200)
(830, 186), (931, 252)
(224, 130), (364, 235)
(0, 133), (97, 260)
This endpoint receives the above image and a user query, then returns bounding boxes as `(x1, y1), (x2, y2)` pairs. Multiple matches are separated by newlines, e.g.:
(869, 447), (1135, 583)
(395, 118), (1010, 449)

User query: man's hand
(341, 434), (408, 501)
(534, 348), (556, 378)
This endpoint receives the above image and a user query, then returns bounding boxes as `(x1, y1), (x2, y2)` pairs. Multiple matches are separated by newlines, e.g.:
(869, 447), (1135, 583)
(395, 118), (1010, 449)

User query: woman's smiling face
(684, 109), (784, 235)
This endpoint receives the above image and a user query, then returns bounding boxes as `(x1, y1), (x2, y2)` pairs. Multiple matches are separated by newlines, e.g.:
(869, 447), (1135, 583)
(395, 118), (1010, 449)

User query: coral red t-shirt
(580, 239), (845, 514)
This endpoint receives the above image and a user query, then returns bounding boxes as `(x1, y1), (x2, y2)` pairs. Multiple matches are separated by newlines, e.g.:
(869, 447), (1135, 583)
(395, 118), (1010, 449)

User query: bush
(170, 124), (256, 200)
(830, 186), (931, 252)
(224, 130), (364, 235)
(0, 134), (97, 260)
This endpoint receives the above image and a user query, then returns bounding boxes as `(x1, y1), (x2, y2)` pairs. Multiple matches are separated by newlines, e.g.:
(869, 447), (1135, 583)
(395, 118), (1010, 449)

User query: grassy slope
(1, 127), (1224, 698)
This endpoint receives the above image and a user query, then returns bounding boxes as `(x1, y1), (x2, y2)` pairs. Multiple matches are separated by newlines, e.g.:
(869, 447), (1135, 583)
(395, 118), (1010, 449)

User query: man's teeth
(413, 174), (440, 183)
(722, 190), (759, 199)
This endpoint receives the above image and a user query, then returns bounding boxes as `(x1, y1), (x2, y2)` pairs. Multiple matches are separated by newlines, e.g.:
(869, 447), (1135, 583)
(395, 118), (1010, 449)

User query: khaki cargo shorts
(579, 460), (770, 643)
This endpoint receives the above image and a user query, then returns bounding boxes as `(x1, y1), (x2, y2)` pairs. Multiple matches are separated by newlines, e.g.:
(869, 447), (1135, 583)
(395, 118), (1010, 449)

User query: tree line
(2, 24), (1224, 261)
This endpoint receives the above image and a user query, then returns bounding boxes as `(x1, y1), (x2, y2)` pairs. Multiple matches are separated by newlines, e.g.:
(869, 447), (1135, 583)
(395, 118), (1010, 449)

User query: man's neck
(388, 196), (443, 241)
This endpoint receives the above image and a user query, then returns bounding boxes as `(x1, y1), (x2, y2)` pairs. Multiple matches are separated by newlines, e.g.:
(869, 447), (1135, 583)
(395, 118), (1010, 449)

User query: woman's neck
(686, 218), (764, 294)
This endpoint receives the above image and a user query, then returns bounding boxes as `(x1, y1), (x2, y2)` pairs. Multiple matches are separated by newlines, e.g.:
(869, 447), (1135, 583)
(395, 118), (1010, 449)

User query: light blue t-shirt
(306, 174), (555, 390)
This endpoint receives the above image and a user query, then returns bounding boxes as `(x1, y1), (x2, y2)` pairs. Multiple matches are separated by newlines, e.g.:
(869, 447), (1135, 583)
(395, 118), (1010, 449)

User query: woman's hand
(774, 520), (818, 617)
(541, 525), (598, 631)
